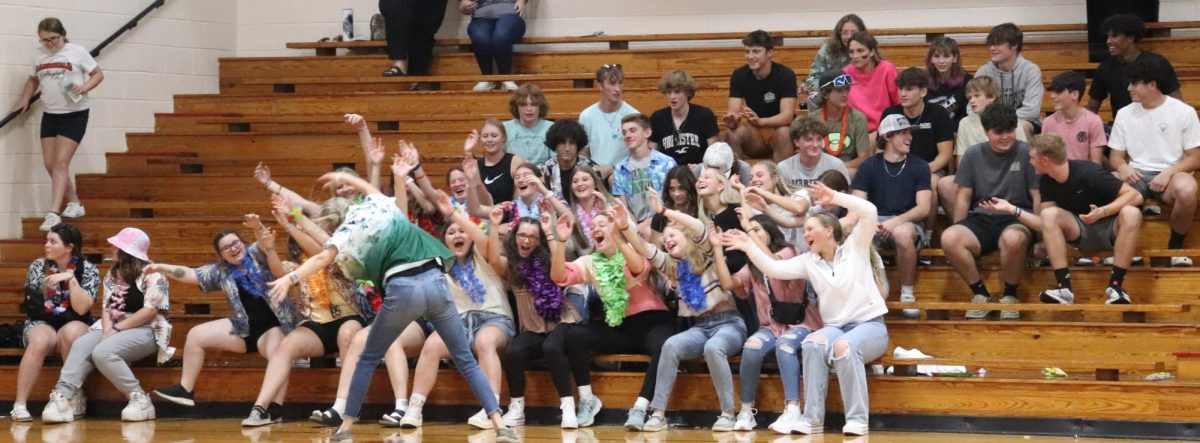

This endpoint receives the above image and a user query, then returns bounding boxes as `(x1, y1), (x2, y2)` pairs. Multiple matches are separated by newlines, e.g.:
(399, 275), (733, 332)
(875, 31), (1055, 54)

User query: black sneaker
(379, 408), (404, 427)
(309, 407), (342, 427)
(268, 402), (284, 423)
(152, 384), (195, 406)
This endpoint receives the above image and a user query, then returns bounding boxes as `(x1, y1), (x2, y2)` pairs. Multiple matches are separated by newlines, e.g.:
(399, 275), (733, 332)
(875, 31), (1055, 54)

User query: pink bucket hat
(108, 227), (151, 261)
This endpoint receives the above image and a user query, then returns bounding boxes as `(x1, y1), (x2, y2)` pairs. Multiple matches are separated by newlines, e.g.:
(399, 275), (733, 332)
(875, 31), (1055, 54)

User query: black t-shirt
(650, 104), (720, 166)
(851, 153), (933, 216)
(1089, 51), (1180, 119)
(1039, 160), (1123, 216)
(729, 62), (798, 119)
(927, 73), (972, 127)
(238, 283), (280, 332)
(479, 153), (515, 204)
(881, 103), (954, 167)
(705, 204), (747, 273)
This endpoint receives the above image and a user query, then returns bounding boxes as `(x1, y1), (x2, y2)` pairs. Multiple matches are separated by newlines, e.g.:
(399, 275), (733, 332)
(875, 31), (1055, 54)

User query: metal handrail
(0, 0), (166, 130)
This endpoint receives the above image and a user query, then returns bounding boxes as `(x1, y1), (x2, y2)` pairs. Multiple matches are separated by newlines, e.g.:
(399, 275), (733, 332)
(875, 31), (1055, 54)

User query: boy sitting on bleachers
(580, 64), (640, 167)
(723, 30), (798, 162)
(1042, 71), (1107, 165)
(1087, 14), (1183, 120)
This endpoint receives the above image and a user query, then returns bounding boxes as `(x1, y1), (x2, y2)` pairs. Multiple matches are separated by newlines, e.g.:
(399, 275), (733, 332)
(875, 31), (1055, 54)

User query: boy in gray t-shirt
(777, 116), (850, 188)
(941, 103), (1041, 321)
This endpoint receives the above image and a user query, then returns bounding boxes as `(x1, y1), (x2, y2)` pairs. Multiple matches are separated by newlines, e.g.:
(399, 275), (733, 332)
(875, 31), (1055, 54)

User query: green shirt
(821, 106), (870, 163)
(504, 119), (554, 165)
(327, 194), (453, 284)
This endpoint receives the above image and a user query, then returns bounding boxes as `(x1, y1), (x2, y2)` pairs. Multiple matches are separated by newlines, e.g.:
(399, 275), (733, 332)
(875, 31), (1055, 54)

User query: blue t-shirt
(851, 153), (932, 217)
(579, 101), (639, 166)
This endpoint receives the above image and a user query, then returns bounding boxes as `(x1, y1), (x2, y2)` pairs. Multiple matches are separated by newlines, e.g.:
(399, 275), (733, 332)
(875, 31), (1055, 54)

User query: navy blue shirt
(851, 153), (932, 216)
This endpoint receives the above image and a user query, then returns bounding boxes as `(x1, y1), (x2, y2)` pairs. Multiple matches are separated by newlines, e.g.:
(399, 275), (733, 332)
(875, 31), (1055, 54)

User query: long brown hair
(111, 250), (150, 287)
(926, 37), (967, 90)
(825, 14), (867, 59)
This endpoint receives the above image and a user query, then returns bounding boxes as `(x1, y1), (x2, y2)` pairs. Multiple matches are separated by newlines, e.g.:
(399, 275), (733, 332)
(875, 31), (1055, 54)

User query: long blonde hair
(755, 160), (800, 197)
(659, 223), (707, 283)
(697, 168), (742, 221)
(807, 212), (889, 294)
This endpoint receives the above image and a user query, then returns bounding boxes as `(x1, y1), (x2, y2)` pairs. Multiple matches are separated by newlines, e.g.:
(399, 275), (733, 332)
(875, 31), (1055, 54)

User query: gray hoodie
(975, 55), (1044, 124)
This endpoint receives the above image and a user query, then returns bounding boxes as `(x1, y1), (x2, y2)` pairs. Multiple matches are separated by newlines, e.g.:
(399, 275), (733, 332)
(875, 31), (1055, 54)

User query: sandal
(382, 66), (406, 77)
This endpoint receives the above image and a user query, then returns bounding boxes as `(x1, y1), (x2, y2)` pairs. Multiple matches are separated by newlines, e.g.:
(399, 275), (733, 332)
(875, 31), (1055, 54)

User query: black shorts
(957, 212), (1030, 256)
(299, 315), (366, 355)
(244, 319), (281, 354)
(40, 110), (90, 144)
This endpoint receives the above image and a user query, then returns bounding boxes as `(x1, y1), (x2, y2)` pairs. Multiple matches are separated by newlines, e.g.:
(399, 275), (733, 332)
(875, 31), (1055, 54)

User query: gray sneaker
(495, 427), (520, 443)
(964, 294), (993, 319)
(712, 413), (736, 432)
(642, 414), (668, 432)
(999, 295), (1020, 319)
(241, 405), (273, 427)
(575, 396), (602, 428)
(624, 407), (647, 431)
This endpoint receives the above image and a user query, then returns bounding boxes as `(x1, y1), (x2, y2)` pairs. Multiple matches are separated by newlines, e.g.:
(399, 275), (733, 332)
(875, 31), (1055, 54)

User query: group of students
(7, 10), (1199, 443)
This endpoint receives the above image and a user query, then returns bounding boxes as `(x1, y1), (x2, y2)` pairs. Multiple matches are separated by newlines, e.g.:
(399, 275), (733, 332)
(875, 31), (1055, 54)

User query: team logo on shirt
(1009, 162), (1021, 172)
(1159, 123), (1169, 135)
(764, 92), (776, 104)
(1076, 131), (1088, 143)
(36, 55), (73, 80)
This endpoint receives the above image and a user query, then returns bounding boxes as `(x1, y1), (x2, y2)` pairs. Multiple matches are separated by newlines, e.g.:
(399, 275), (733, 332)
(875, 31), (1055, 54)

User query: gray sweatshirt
(975, 55), (1044, 124)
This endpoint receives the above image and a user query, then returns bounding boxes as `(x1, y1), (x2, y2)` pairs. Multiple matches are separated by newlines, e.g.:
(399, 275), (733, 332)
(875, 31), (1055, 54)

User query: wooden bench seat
(878, 355), (1165, 381)
(885, 301), (1189, 323)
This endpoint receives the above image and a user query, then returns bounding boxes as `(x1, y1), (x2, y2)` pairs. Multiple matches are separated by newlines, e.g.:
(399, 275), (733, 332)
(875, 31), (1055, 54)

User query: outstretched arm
(254, 162), (323, 217)
(266, 248), (338, 304)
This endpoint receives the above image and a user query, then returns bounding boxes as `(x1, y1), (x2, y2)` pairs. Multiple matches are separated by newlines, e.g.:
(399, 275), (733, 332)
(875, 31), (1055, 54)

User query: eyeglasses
(219, 240), (243, 253)
(820, 73), (854, 89)
(39, 35), (62, 45)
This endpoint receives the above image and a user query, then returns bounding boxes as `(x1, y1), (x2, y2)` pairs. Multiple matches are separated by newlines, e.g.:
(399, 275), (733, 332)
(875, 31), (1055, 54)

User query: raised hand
(720, 229), (751, 251)
(464, 129), (480, 155)
(344, 113), (368, 131)
(462, 154), (480, 180)
(271, 193), (293, 216)
(253, 162), (272, 187)
(367, 137), (385, 165)
(645, 187), (664, 216)
(243, 213), (265, 231)
(488, 205), (506, 226)
(434, 190), (456, 216)
(807, 181), (836, 207)
(611, 201), (631, 231)
(707, 223), (724, 248)
(555, 212), (574, 240)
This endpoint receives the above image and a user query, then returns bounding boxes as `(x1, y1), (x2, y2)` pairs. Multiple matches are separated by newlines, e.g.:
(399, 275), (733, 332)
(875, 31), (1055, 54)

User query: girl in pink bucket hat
(41, 227), (173, 424)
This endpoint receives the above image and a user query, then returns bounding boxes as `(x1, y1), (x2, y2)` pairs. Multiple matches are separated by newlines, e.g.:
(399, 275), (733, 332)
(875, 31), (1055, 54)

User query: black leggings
(572, 309), (677, 400)
(378, 0), (448, 74)
(502, 323), (590, 398)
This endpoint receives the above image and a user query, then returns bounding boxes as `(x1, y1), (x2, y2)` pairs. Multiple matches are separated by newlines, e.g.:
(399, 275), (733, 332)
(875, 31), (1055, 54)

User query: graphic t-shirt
(729, 62), (798, 119)
(650, 104), (720, 166)
(504, 119), (554, 165)
(32, 43), (97, 114)
(881, 103), (954, 169)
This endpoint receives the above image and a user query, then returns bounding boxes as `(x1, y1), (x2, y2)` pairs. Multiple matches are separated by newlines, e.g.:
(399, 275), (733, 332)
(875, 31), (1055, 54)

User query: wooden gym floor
(3, 419), (1191, 442)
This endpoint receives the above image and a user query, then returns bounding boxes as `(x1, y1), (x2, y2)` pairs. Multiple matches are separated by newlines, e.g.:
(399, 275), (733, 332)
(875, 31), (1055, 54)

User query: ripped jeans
(801, 317), (888, 428)
(738, 326), (813, 404)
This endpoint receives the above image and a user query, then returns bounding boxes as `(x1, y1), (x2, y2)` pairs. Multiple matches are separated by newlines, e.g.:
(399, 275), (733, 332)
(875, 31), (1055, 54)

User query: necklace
(601, 110), (621, 140)
(884, 156), (908, 178)
(821, 106), (849, 156)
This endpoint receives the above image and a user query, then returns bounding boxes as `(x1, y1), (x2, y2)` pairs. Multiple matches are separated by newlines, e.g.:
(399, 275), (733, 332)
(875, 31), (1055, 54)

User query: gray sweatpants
(54, 326), (157, 397)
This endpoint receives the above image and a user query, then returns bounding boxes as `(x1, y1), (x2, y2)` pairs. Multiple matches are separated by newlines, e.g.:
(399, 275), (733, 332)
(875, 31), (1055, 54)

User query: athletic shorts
(40, 110), (90, 144)
(299, 315), (366, 355)
(1070, 213), (1117, 252)
(957, 212), (1030, 256)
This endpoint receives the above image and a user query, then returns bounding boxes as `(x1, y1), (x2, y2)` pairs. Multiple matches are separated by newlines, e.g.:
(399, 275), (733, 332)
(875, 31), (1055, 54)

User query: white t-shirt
(32, 43), (98, 114)
(579, 101), (639, 166)
(1109, 96), (1200, 172)
(777, 152), (850, 189)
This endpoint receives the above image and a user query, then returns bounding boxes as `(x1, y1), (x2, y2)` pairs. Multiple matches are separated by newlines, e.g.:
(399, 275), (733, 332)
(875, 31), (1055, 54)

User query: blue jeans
(344, 268), (499, 418)
(650, 310), (747, 412)
(467, 14), (526, 75)
(738, 326), (812, 403)
(801, 317), (889, 428)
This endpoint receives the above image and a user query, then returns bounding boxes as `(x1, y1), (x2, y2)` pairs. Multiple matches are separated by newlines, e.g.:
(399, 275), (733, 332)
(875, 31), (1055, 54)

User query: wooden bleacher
(4, 21), (1200, 434)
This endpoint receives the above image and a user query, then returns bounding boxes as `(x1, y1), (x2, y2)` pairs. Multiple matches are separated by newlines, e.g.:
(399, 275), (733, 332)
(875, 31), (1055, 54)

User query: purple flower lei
(519, 255), (564, 322)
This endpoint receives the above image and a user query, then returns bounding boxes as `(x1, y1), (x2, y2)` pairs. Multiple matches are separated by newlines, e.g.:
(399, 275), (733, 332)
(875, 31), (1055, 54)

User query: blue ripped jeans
(801, 317), (888, 428)
(343, 268), (499, 418)
(738, 326), (813, 403)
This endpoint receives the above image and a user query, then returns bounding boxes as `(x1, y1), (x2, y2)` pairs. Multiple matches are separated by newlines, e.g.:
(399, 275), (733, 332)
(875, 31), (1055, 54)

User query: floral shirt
(540, 155), (597, 200)
(805, 43), (850, 96)
(23, 257), (99, 323)
(194, 243), (299, 337)
(283, 261), (358, 324)
(90, 271), (175, 363)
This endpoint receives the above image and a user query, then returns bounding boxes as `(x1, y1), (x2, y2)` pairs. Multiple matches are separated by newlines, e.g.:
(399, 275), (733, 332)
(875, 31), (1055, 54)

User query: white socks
(560, 397), (576, 415)
(901, 285), (914, 295)
(408, 394), (426, 416)
(740, 403), (754, 414)
(508, 397), (525, 413)
(332, 398), (347, 415)
(785, 403), (800, 414)
(578, 385), (593, 400)
(633, 397), (650, 411)
(395, 398), (408, 412)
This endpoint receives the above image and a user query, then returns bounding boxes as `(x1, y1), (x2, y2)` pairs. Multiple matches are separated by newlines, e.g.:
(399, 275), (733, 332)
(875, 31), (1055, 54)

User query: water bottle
(342, 8), (354, 40)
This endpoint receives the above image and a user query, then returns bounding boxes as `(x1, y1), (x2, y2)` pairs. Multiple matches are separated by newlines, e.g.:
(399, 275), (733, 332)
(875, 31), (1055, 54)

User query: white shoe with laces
(42, 391), (74, 424)
(121, 391), (155, 422)
(1105, 286), (1132, 304)
(10, 404), (32, 422)
(501, 406), (525, 427)
(467, 408), (493, 429)
(1039, 287), (1074, 304)
(472, 81), (496, 91)
(732, 408), (756, 431)
(39, 212), (62, 232)
(62, 202), (86, 218)
(501, 81), (519, 91)
(1171, 256), (1194, 267)
(767, 408), (801, 435)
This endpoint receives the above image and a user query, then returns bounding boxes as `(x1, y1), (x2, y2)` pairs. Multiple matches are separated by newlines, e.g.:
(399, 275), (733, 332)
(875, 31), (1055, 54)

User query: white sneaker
(1039, 287), (1074, 304)
(842, 421), (869, 436)
(39, 212), (62, 232)
(733, 408), (756, 431)
(1105, 286), (1132, 305)
(467, 408), (493, 429)
(501, 405), (525, 427)
(767, 408), (800, 435)
(1075, 256), (1094, 266)
(1101, 256), (1143, 266)
(61, 202), (85, 218)
(398, 411), (422, 428)
(10, 404), (32, 422)
(999, 295), (1020, 320)
(1142, 204), (1162, 216)
(964, 294), (993, 320)
(791, 419), (824, 435)
(560, 403), (578, 429)
(472, 82), (496, 91)
(899, 293), (919, 319)
(121, 391), (155, 422)
(70, 389), (87, 418)
(42, 391), (74, 424)
(501, 81), (519, 91)
(1171, 256), (1194, 267)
